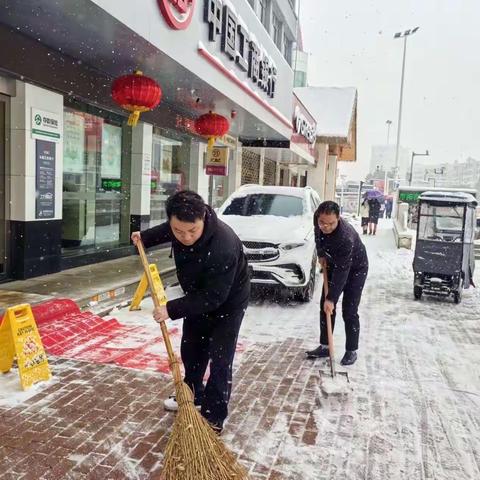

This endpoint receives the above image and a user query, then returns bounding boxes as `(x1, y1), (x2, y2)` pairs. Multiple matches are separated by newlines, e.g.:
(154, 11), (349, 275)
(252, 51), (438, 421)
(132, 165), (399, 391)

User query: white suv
(218, 185), (321, 301)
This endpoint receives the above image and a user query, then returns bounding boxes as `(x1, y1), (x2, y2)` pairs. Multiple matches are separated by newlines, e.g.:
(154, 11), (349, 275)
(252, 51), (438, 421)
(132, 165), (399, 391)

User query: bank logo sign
(31, 108), (61, 143)
(158, 0), (196, 30)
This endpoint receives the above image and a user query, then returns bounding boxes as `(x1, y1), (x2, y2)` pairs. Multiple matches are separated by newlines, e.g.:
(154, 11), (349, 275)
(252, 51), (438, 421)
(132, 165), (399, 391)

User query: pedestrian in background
(360, 196), (370, 235)
(368, 198), (381, 235)
(306, 201), (369, 366)
(385, 197), (393, 219)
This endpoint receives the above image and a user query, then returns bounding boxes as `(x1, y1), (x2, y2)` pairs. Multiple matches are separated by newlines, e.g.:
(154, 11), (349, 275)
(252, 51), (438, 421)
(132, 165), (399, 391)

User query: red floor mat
(30, 299), (244, 375)
(32, 299), (182, 374)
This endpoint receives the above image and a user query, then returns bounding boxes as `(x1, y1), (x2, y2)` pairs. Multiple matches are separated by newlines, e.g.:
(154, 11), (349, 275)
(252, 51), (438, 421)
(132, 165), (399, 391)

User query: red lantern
(112, 70), (162, 126)
(194, 111), (230, 149)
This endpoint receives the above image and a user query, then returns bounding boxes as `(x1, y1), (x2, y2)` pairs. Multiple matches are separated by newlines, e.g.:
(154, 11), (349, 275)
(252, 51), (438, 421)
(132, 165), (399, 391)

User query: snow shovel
(319, 264), (349, 391)
(135, 239), (248, 480)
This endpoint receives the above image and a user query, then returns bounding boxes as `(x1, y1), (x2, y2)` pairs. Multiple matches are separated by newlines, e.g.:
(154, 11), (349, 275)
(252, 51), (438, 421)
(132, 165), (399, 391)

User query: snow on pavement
(1, 219), (479, 479)
(236, 220), (480, 480)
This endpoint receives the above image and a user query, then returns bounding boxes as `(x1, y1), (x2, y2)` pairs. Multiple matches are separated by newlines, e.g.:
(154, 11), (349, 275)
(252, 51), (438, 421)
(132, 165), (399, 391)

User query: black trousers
(181, 306), (246, 426)
(320, 267), (368, 351)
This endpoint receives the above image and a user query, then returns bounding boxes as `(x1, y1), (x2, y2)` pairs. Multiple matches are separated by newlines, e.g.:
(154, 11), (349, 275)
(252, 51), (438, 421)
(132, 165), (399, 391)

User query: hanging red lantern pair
(194, 111), (230, 149)
(111, 70), (162, 126)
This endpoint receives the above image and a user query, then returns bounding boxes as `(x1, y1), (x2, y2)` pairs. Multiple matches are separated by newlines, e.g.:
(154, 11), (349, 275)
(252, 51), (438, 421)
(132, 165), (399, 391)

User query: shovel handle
(322, 265), (336, 378)
(136, 238), (182, 384)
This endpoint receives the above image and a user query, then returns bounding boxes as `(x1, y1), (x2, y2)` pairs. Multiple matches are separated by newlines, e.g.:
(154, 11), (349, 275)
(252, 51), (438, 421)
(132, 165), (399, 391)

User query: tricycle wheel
(454, 280), (463, 304)
(414, 286), (423, 300)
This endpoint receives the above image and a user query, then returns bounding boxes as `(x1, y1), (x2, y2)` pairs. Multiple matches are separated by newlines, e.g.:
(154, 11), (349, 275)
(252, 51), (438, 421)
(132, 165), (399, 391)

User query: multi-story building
(0, 0), (310, 280)
(413, 157), (480, 189)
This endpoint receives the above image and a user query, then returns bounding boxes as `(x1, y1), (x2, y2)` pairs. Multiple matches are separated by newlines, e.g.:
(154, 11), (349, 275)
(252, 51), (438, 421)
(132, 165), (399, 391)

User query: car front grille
(242, 241), (277, 249)
(242, 241), (279, 262)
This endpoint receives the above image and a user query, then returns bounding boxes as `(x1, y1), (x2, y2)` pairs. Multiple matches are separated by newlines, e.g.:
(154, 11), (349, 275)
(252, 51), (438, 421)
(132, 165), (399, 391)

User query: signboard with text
(206, 146), (229, 176)
(35, 140), (56, 219)
(291, 95), (316, 161)
(0, 304), (51, 391)
(31, 108), (61, 143)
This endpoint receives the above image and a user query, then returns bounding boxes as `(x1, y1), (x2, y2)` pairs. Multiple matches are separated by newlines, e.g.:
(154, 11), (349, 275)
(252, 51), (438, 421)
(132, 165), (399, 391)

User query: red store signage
(291, 96), (317, 158)
(157, 0), (196, 30)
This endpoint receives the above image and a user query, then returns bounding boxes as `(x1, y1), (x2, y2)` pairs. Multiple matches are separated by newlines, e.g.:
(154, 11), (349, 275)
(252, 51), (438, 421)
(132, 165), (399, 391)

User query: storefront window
(62, 105), (129, 254)
(150, 133), (187, 227)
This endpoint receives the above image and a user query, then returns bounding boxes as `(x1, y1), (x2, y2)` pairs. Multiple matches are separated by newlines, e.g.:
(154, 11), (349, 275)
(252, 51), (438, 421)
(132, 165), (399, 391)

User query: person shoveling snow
(306, 201), (369, 369)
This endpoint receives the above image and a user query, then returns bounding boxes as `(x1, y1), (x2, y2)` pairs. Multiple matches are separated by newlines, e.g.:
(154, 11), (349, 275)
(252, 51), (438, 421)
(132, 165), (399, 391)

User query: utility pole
(393, 27), (420, 179)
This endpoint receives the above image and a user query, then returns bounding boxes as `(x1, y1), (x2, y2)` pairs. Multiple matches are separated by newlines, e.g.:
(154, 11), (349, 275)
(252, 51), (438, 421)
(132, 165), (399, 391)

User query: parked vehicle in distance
(218, 185), (321, 302)
(413, 191), (477, 304)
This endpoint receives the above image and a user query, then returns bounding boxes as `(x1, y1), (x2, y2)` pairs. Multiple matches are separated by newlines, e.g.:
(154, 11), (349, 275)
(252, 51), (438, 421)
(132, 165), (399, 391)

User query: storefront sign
(31, 108), (61, 142)
(291, 97), (317, 160)
(101, 178), (122, 191)
(294, 106), (316, 145)
(0, 304), (51, 391)
(204, 0), (277, 98)
(35, 140), (55, 219)
(206, 146), (228, 175)
(158, 0), (196, 30)
(399, 191), (422, 203)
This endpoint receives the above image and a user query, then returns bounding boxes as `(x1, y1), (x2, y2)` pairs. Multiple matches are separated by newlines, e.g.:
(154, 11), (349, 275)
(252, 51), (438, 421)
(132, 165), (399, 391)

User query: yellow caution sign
(0, 304), (51, 390)
(130, 264), (168, 311)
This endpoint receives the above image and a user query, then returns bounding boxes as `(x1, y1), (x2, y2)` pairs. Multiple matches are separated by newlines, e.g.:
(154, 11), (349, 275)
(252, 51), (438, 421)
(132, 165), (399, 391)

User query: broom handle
(322, 262), (336, 378)
(136, 239), (182, 385)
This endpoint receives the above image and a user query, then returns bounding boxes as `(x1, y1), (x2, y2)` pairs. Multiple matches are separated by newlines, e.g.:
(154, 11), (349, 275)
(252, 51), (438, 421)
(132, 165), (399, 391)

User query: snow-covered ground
(238, 219), (480, 480)
(2, 219), (479, 479)
(107, 219), (480, 479)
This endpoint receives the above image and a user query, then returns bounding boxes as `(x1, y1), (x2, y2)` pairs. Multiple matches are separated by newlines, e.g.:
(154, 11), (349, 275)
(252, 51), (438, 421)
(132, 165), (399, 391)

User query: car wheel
(454, 279), (464, 304)
(298, 256), (317, 303)
(413, 286), (422, 300)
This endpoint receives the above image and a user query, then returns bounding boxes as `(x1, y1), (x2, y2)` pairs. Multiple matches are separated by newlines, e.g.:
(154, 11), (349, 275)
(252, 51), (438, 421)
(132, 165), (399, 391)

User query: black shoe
(209, 422), (223, 436)
(306, 345), (329, 359)
(340, 350), (357, 366)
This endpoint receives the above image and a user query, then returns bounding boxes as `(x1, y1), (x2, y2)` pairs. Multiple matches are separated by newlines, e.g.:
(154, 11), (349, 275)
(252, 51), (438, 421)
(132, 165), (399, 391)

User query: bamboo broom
(135, 239), (249, 479)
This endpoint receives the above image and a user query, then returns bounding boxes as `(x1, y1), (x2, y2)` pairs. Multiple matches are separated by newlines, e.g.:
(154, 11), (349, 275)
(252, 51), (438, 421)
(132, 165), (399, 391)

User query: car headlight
(280, 242), (306, 251)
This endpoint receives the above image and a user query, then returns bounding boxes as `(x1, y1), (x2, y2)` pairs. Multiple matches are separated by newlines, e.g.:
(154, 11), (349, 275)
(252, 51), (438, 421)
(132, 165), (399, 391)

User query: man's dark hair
(166, 190), (206, 222)
(317, 201), (340, 217)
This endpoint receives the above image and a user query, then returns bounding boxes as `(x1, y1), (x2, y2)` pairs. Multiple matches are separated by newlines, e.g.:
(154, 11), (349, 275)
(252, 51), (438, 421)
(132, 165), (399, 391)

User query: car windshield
(222, 194), (304, 217)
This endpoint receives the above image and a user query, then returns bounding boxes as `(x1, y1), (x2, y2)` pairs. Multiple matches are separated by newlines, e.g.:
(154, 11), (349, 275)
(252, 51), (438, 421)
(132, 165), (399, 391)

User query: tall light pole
(386, 119), (392, 145)
(393, 27), (420, 180)
(409, 150), (429, 185)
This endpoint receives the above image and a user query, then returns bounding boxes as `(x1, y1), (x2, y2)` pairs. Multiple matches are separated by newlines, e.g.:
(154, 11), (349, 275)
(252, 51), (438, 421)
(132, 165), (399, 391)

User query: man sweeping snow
(306, 201), (368, 366)
(131, 190), (250, 433)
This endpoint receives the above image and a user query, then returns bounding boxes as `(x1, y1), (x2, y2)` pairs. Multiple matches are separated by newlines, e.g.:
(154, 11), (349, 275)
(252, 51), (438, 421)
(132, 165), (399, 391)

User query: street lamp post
(386, 119), (392, 145)
(409, 150), (429, 185)
(394, 27), (420, 179)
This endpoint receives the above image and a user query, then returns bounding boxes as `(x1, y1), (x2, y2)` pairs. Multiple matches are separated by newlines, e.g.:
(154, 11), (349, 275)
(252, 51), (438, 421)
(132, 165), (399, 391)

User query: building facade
(0, 0), (302, 280)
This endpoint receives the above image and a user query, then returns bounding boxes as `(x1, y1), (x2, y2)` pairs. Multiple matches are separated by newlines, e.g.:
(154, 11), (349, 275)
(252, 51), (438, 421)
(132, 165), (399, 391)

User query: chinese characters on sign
(35, 140), (56, 219)
(0, 304), (51, 391)
(204, 0), (277, 98)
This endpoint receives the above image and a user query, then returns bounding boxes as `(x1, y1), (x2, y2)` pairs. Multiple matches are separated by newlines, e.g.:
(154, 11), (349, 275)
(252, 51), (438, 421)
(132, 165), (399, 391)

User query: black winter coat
(140, 206), (250, 320)
(314, 216), (368, 304)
